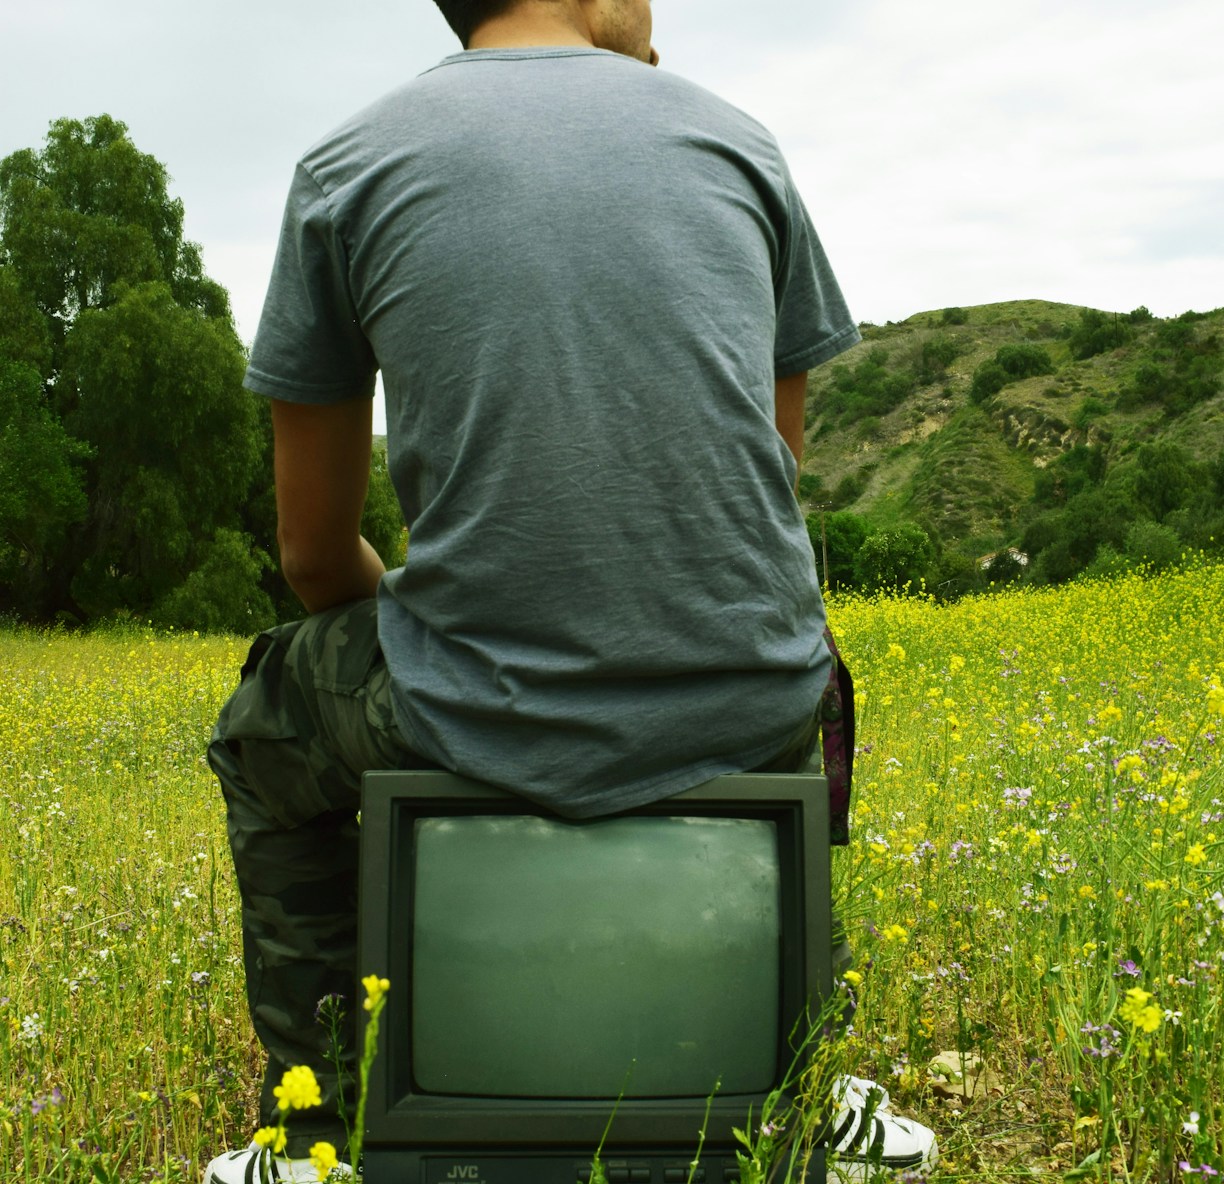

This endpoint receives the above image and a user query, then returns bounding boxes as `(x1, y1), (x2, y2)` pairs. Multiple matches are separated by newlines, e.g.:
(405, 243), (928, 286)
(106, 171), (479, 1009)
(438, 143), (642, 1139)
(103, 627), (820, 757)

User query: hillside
(800, 299), (1224, 568)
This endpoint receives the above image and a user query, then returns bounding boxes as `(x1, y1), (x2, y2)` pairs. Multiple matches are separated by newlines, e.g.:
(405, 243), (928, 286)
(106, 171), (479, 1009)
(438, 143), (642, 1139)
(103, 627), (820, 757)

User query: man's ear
(648, 46), (659, 66)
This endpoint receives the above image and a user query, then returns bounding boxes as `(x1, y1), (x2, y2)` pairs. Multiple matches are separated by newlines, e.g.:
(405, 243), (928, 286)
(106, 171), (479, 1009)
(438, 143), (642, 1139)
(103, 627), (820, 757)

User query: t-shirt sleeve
(243, 163), (378, 403)
(772, 162), (861, 376)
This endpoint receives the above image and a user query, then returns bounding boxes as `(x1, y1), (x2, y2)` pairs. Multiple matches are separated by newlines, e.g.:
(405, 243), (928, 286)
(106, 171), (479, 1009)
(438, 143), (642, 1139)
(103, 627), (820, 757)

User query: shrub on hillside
(1068, 307), (1134, 360)
(969, 360), (1008, 404)
(826, 347), (917, 425)
(995, 343), (1055, 380)
(918, 336), (961, 384)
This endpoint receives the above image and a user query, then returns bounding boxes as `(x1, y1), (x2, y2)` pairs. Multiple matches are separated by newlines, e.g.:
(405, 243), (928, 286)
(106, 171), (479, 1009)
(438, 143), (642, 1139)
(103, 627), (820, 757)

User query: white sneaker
(827, 1079), (937, 1181)
(834, 1074), (893, 1114)
(203, 1142), (353, 1183)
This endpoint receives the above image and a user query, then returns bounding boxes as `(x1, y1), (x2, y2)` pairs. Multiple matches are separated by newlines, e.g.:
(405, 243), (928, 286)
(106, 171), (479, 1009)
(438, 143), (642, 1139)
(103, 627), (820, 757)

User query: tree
(0, 266), (52, 373)
(0, 115), (230, 340)
(969, 360), (1008, 404)
(994, 343), (1054, 380)
(0, 360), (89, 615)
(0, 116), (257, 624)
(808, 510), (867, 589)
(1068, 307), (1132, 360)
(1133, 441), (1196, 523)
(853, 524), (933, 590)
(59, 282), (263, 618)
(155, 528), (276, 634)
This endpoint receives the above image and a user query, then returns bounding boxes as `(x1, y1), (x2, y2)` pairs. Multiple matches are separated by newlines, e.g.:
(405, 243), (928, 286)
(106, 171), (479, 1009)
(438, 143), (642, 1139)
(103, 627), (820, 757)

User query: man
(204, 1), (935, 1179)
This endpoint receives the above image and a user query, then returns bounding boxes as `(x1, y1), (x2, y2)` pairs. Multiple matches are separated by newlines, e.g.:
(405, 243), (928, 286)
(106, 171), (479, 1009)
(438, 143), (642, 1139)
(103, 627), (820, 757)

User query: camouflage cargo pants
(208, 598), (846, 1156)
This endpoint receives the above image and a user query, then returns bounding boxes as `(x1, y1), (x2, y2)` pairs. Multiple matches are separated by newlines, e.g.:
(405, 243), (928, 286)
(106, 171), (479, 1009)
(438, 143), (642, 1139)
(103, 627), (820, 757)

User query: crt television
(357, 770), (833, 1184)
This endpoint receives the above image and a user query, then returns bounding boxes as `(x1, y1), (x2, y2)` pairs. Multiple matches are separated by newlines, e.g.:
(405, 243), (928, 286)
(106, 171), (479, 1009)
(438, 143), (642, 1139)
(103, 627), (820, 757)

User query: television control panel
(362, 1148), (826, 1184)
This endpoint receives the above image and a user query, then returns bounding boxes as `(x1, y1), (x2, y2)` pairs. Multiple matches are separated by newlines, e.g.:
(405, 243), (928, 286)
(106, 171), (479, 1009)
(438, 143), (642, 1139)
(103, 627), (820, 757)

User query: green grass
(3, 563), (1223, 1180)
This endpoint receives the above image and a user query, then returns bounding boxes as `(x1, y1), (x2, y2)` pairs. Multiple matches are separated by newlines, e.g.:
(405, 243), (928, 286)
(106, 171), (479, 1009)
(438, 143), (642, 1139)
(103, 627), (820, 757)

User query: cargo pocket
(211, 618), (342, 829)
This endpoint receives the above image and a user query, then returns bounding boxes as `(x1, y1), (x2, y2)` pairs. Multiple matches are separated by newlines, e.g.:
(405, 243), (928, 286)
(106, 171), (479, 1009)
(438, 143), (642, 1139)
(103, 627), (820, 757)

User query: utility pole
(814, 502), (831, 591)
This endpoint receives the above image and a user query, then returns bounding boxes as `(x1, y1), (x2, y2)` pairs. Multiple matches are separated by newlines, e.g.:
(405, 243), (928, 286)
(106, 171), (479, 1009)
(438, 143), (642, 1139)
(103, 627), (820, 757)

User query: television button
(609, 1171), (630, 1184)
(664, 1171), (687, 1183)
(630, 1171), (651, 1183)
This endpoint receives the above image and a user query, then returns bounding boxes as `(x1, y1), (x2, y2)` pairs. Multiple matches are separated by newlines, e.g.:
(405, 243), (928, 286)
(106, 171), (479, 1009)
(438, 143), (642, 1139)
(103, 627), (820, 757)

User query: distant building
(978, 547), (1030, 571)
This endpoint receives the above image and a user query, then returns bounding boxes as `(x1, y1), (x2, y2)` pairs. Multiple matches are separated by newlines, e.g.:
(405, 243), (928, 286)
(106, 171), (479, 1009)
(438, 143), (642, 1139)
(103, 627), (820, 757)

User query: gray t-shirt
(245, 48), (860, 817)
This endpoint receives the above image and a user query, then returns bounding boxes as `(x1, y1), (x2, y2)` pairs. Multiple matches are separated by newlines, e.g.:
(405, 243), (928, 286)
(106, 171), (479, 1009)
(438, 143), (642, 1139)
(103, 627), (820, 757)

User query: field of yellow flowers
(2, 564), (1222, 1182)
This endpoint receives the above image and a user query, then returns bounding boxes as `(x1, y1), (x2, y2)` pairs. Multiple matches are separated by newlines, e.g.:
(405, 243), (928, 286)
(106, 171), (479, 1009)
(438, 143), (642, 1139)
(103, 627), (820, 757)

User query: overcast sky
(3, 0), (1221, 429)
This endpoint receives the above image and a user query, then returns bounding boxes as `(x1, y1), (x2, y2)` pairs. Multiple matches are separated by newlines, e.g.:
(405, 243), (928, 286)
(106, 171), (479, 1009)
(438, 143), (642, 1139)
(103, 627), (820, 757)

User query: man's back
(204, 9), (880, 1179)
(245, 48), (858, 815)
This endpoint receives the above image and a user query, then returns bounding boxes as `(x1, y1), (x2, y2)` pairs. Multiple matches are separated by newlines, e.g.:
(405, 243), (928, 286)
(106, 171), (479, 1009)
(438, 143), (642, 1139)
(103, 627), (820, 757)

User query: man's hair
(433, 0), (521, 47)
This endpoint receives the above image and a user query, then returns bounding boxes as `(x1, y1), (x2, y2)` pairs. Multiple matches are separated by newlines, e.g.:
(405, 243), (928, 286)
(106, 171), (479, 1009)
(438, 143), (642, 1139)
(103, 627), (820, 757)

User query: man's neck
(467, 5), (595, 52)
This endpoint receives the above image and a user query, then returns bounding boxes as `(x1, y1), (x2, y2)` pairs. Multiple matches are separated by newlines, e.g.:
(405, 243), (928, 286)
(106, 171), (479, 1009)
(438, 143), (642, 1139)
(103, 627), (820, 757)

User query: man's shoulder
(296, 51), (782, 188)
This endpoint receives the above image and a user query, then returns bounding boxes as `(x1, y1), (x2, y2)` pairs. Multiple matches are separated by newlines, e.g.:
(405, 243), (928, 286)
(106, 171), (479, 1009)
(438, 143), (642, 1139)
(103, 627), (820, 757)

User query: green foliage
(1024, 487), (1136, 584)
(1133, 441), (1197, 523)
(802, 299), (1224, 597)
(930, 545), (985, 599)
(0, 115), (412, 629)
(940, 306), (968, 326)
(1073, 396), (1110, 430)
(1122, 520), (1182, 571)
(362, 446), (407, 569)
(853, 523), (933, 590)
(994, 343), (1055, 380)
(153, 528), (275, 633)
(0, 360), (90, 614)
(1119, 317), (1222, 414)
(806, 510), (867, 590)
(983, 548), (1026, 585)
(1068, 307), (1133, 360)
(796, 472), (826, 501)
(969, 360), (1008, 405)
(0, 116), (259, 626)
(970, 344), (1054, 405)
(830, 468), (870, 510)
(59, 282), (260, 617)
(825, 346), (917, 425)
(0, 115), (230, 328)
(0, 266), (52, 373)
(917, 335), (960, 384)
(1032, 445), (1108, 509)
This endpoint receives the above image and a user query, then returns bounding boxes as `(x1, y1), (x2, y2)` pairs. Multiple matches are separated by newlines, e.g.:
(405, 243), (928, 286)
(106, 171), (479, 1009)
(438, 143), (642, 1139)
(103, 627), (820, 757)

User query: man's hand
(271, 397), (387, 614)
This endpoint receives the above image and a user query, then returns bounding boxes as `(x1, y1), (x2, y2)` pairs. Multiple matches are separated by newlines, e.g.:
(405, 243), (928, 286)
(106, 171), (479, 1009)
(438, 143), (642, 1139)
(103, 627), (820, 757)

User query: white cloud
(2, 0), (1220, 351)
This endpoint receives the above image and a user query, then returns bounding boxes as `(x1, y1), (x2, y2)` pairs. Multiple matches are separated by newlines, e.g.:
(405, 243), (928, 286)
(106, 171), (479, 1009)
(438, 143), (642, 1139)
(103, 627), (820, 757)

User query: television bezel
(357, 769), (833, 1154)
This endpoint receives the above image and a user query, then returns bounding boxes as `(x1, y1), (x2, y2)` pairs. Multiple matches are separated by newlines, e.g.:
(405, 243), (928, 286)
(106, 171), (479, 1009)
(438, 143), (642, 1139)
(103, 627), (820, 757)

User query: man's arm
(271, 397), (387, 614)
(774, 370), (809, 477)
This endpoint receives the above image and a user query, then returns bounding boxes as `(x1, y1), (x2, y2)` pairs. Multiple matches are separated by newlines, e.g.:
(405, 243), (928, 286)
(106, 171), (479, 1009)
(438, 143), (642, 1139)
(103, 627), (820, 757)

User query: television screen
(412, 814), (780, 1099)
(358, 771), (832, 1184)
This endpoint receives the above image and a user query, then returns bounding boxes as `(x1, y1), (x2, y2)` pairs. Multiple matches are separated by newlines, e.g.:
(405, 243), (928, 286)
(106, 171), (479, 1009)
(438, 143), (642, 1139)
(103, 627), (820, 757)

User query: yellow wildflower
(881, 924), (909, 943)
(254, 1126), (288, 1153)
(273, 1065), (322, 1111)
(1118, 987), (1162, 1033)
(362, 974), (391, 1011)
(1185, 844), (1208, 866)
(1208, 676), (1224, 717)
(309, 1142), (341, 1181)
